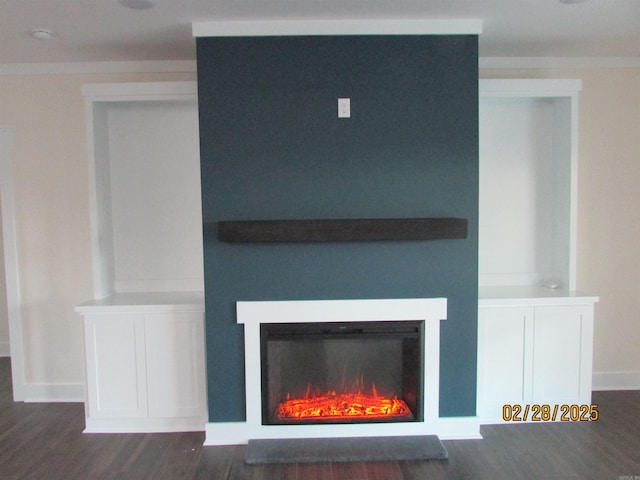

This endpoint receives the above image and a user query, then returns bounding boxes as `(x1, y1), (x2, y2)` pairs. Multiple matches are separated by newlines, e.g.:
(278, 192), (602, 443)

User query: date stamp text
(502, 403), (599, 422)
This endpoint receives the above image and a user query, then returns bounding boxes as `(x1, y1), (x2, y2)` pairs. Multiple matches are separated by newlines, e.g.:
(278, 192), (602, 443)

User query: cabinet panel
(532, 306), (584, 402)
(145, 312), (207, 418)
(477, 307), (531, 420)
(85, 314), (146, 418)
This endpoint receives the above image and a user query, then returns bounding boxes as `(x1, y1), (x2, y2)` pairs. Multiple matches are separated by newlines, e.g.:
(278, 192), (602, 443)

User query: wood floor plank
(329, 461), (368, 480)
(199, 444), (264, 480)
(261, 462), (299, 480)
(294, 462), (333, 480)
(397, 459), (450, 480)
(364, 460), (404, 480)
(1, 358), (640, 480)
(195, 445), (237, 480)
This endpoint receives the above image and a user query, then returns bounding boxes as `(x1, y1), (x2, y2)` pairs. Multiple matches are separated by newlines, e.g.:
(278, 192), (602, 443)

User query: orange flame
(276, 384), (412, 421)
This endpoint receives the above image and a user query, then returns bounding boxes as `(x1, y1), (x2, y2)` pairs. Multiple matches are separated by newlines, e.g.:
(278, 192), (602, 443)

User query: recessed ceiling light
(119, 0), (154, 10)
(31, 29), (55, 41)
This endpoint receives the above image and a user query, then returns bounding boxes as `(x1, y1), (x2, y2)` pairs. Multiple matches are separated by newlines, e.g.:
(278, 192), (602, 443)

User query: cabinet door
(477, 307), (533, 421)
(84, 314), (147, 418)
(144, 312), (207, 418)
(531, 306), (592, 404)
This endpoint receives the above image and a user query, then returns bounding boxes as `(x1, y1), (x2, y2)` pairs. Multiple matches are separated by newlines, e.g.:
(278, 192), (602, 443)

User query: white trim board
(479, 78), (582, 98)
(22, 383), (85, 403)
(193, 19), (482, 37)
(81, 81), (197, 102)
(204, 417), (481, 446)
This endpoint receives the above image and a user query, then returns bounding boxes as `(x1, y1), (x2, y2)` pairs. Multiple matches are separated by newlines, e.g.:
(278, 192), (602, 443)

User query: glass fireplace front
(260, 320), (424, 426)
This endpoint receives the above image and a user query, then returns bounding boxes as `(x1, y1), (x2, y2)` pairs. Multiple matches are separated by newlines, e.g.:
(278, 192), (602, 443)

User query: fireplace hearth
(261, 321), (424, 425)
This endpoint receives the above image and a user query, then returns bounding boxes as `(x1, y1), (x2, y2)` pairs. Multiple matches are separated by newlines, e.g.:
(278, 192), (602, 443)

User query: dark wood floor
(1, 357), (639, 480)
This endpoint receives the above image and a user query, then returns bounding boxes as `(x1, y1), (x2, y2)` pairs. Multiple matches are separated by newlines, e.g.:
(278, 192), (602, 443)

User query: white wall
(481, 67), (640, 389)
(576, 69), (640, 389)
(0, 70), (195, 394)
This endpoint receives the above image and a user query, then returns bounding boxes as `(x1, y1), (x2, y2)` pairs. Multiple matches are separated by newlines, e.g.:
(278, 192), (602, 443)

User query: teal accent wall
(196, 35), (479, 421)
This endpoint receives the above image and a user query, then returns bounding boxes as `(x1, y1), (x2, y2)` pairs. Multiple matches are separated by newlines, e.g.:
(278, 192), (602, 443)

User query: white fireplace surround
(204, 298), (480, 445)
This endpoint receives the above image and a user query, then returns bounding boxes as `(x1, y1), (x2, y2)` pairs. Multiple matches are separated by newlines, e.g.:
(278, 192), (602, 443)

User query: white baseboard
(0, 341), (9, 357)
(205, 422), (252, 446)
(22, 383), (85, 403)
(592, 371), (640, 391)
(84, 416), (207, 434)
(204, 417), (481, 446)
(435, 416), (482, 440)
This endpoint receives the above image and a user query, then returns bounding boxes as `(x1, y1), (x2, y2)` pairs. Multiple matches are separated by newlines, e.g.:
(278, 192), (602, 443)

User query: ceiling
(1, 0), (639, 64)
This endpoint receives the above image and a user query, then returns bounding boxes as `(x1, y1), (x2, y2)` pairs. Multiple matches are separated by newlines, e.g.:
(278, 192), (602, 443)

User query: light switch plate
(338, 98), (350, 118)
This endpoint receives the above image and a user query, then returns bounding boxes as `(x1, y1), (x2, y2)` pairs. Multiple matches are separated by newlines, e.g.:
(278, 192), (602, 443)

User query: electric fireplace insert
(260, 320), (424, 426)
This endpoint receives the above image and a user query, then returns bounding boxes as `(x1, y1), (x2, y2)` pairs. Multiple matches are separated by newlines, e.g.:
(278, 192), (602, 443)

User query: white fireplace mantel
(204, 298), (481, 445)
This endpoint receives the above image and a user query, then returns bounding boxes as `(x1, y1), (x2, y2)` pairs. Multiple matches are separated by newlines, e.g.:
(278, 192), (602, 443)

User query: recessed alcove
(82, 82), (204, 298)
(478, 79), (578, 291)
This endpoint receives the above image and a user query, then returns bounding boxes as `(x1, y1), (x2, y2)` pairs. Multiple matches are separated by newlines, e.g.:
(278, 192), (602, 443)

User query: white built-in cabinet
(76, 293), (207, 433)
(477, 79), (599, 424)
(76, 82), (207, 433)
(477, 289), (597, 423)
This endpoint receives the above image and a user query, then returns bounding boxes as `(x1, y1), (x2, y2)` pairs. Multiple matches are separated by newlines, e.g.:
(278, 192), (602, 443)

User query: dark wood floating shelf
(217, 218), (468, 243)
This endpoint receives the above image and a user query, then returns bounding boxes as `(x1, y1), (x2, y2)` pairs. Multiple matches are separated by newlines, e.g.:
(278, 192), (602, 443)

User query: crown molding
(192, 19), (483, 37)
(0, 60), (196, 76)
(480, 56), (640, 70)
(2, 55), (639, 76)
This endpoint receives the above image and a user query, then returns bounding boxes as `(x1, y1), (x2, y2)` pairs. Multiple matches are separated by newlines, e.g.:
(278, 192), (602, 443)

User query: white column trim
(0, 126), (25, 401)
